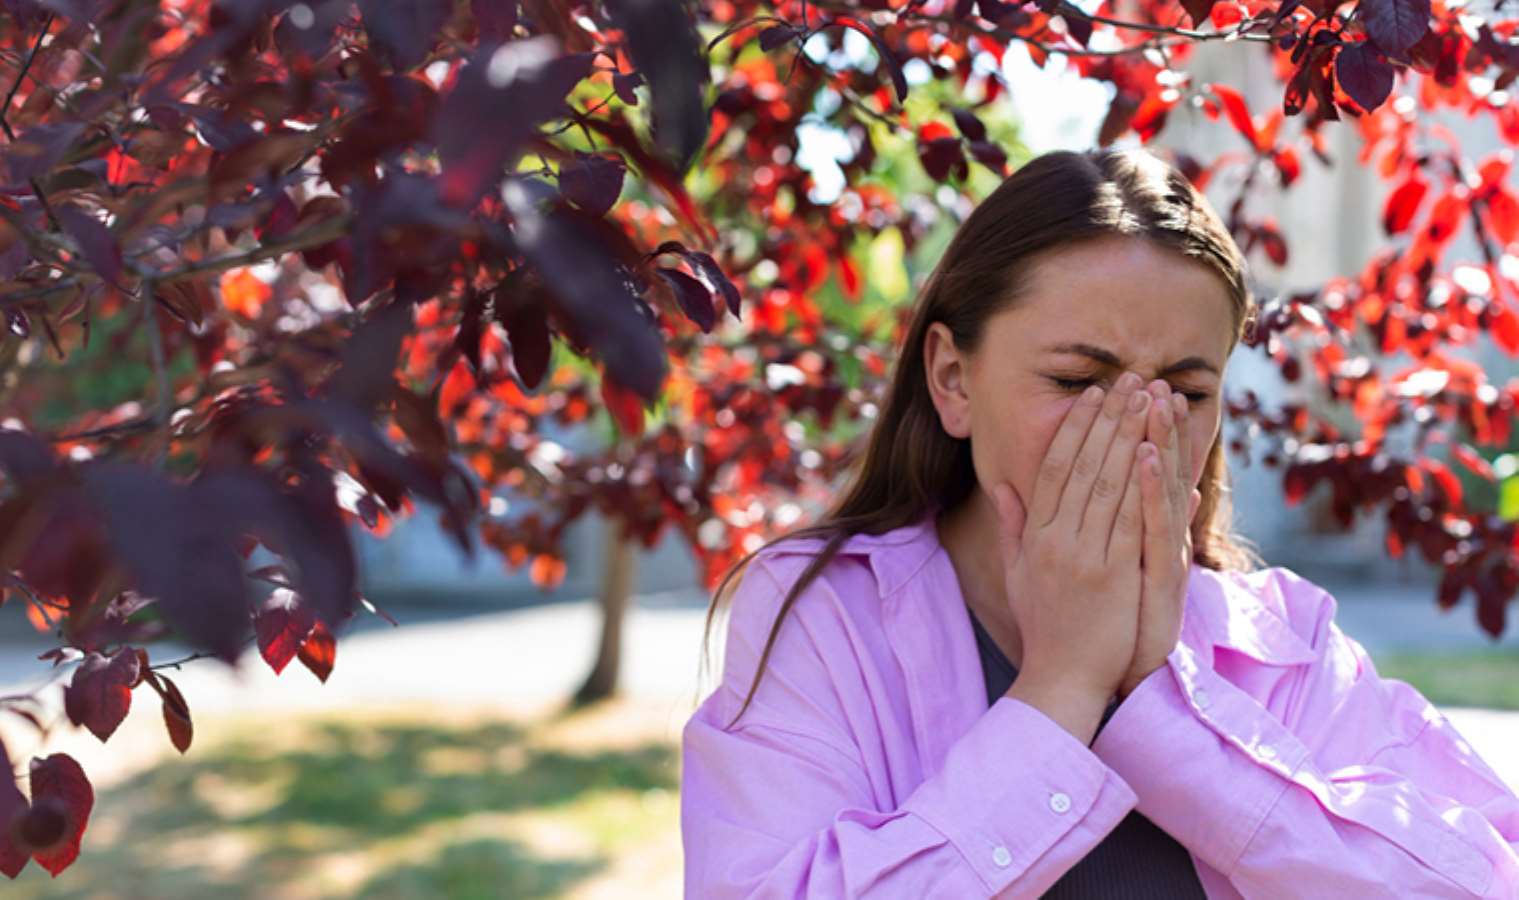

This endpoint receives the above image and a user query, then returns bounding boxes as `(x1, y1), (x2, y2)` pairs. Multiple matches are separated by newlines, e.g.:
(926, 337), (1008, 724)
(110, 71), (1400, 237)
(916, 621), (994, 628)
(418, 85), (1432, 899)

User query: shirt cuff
(1089, 648), (1296, 873)
(901, 694), (1139, 895)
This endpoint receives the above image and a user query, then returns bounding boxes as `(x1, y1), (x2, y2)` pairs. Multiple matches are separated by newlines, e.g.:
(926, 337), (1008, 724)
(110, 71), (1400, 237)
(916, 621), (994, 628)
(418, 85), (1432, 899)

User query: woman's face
(925, 234), (1235, 522)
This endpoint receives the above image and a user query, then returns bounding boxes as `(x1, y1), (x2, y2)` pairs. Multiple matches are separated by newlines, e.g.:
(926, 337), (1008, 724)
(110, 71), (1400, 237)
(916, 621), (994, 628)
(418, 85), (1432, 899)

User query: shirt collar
(844, 510), (1318, 667)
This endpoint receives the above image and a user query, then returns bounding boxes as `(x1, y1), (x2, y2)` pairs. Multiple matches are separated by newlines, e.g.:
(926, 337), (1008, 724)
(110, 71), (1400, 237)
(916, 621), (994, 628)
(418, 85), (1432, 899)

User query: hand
(1116, 381), (1203, 699)
(991, 371), (1152, 714)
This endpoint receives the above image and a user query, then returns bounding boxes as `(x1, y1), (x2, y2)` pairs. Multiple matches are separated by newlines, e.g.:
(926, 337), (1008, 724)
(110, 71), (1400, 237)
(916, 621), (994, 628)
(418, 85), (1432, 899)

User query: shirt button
(1258, 744), (1277, 760)
(1193, 688), (1211, 709)
(1049, 792), (1072, 814)
(992, 845), (1012, 867)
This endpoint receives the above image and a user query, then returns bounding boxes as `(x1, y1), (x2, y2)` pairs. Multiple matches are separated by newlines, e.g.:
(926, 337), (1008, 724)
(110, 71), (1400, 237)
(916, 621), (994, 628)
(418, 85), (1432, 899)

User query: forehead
(994, 236), (1236, 366)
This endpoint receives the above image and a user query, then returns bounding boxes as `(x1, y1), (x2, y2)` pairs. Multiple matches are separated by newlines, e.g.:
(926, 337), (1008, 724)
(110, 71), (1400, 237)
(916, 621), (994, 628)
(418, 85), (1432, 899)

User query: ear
(923, 322), (973, 439)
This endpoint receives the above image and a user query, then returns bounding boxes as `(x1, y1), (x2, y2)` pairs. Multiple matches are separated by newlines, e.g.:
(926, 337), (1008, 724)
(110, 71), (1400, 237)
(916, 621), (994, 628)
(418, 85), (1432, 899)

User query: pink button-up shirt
(681, 513), (1519, 897)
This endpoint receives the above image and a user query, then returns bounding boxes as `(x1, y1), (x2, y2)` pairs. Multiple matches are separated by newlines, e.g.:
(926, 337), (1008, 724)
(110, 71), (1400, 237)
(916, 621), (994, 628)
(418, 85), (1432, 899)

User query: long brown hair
(700, 147), (1264, 730)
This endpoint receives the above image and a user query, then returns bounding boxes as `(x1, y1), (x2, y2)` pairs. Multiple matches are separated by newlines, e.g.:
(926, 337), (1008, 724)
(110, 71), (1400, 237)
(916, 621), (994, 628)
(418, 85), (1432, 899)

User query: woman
(679, 147), (1519, 898)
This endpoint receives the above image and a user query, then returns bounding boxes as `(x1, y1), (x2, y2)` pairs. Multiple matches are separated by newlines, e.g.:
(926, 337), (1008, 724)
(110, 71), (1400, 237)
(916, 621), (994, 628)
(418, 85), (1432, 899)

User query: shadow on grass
(7, 714), (678, 899)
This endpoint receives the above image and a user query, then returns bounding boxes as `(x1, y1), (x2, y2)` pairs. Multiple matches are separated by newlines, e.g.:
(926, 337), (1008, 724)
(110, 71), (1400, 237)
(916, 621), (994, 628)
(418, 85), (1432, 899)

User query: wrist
(1005, 674), (1112, 746)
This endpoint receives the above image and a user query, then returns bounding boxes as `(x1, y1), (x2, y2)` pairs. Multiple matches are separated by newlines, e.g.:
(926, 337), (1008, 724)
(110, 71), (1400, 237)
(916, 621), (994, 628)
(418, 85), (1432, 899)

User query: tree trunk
(570, 517), (635, 707)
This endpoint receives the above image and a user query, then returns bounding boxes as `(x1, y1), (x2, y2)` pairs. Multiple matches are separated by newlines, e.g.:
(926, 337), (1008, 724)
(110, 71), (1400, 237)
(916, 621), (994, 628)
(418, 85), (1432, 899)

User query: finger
(1172, 391), (1194, 519)
(1051, 372), (1143, 532)
(1028, 383), (1107, 529)
(1138, 439), (1171, 579)
(990, 481), (1026, 569)
(1107, 442), (1145, 565)
(1077, 380), (1151, 539)
(1145, 381), (1183, 526)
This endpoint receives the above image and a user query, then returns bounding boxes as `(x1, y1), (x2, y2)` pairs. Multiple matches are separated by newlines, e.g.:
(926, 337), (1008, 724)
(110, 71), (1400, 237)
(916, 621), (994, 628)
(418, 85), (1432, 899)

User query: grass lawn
(4, 649), (1511, 899)
(4, 698), (685, 900)
(1373, 648), (1519, 711)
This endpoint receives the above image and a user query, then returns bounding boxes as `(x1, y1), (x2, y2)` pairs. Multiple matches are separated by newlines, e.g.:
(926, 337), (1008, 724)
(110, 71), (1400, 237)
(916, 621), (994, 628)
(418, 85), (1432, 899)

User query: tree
(0, 0), (1516, 877)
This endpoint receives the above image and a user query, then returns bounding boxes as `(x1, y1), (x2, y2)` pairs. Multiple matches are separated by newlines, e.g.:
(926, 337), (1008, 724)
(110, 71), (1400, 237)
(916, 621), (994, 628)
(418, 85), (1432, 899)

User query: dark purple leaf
(1181, 0), (1217, 27)
(684, 249), (742, 317)
(0, 429), (56, 484)
(603, 0), (711, 173)
(501, 177), (667, 401)
(1335, 42), (1395, 111)
(759, 24), (800, 51)
(612, 70), (643, 105)
(24, 753), (91, 876)
(176, 103), (259, 154)
(831, 16), (909, 104)
(493, 266), (553, 390)
(0, 736), (26, 878)
(455, 287), (489, 374)
(1362, 0), (1430, 52)
(55, 205), (122, 285)
(657, 266), (715, 332)
(63, 649), (140, 742)
(1474, 565), (1510, 638)
(322, 298), (413, 410)
(357, 0), (451, 70)
(274, 0), (348, 60)
(1062, 13), (1092, 46)
(472, 0), (518, 42)
(4, 308), (28, 339)
(968, 139), (1008, 174)
(192, 467), (360, 632)
(436, 40), (596, 205)
(559, 152), (627, 217)
(951, 107), (986, 142)
(2, 121), (84, 184)
(918, 136), (966, 181)
(83, 463), (250, 663)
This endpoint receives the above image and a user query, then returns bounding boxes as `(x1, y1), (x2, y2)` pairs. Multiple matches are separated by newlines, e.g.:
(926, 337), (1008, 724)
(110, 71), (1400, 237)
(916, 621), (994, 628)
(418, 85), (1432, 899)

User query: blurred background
(3, 22), (1517, 900)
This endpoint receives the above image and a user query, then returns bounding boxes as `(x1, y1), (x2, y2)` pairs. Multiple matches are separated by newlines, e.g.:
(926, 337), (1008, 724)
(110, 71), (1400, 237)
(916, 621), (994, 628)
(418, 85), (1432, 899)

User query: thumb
(990, 481), (1026, 568)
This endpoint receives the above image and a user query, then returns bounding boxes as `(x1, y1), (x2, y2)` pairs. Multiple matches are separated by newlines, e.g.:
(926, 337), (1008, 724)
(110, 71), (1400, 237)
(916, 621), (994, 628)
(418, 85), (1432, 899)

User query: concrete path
(1, 588), (1515, 792)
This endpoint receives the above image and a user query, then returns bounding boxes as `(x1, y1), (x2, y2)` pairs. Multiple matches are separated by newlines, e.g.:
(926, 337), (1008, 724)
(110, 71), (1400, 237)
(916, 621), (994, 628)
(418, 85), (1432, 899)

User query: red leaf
(62, 649), (140, 743)
(24, 754), (92, 876)
(838, 255), (861, 301)
(150, 673), (193, 754)
(1259, 219), (1289, 266)
(1422, 459), (1463, 506)
(600, 374), (647, 438)
(1209, 84), (1259, 150)
(1485, 188), (1519, 245)
(297, 619), (336, 683)
(1452, 443), (1495, 481)
(256, 588), (316, 675)
(1383, 172), (1428, 235)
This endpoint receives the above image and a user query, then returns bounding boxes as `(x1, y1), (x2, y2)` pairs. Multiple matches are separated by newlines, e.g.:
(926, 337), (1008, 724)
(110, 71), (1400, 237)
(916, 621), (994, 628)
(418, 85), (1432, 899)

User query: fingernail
(1129, 391), (1149, 412)
(1119, 372), (1141, 392)
(1082, 384), (1103, 404)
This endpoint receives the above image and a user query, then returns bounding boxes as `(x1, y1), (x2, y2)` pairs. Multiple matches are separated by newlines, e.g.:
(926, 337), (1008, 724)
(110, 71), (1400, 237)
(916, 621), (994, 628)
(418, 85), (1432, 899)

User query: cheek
(1185, 414), (1216, 485)
(1012, 400), (1081, 499)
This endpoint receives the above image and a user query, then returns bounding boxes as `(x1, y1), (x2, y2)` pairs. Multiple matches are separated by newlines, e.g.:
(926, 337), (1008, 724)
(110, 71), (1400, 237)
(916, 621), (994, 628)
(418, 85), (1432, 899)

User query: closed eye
(1049, 376), (1210, 404)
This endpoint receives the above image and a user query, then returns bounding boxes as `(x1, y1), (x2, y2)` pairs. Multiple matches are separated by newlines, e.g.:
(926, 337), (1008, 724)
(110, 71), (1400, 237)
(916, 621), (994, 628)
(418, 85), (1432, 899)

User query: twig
(0, 13), (62, 231)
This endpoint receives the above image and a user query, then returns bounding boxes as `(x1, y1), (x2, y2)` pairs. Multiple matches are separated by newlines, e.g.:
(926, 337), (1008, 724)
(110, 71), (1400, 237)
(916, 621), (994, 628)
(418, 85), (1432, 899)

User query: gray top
(968, 606), (1209, 899)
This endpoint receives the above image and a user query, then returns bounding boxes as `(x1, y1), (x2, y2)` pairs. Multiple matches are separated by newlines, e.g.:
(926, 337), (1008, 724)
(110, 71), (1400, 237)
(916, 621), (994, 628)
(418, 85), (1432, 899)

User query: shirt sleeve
(1091, 569), (1519, 897)
(680, 556), (1140, 898)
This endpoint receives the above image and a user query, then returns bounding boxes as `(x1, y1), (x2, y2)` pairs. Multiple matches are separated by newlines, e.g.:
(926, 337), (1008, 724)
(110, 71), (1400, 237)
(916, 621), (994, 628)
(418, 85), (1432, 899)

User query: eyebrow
(1043, 342), (1220, 377)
